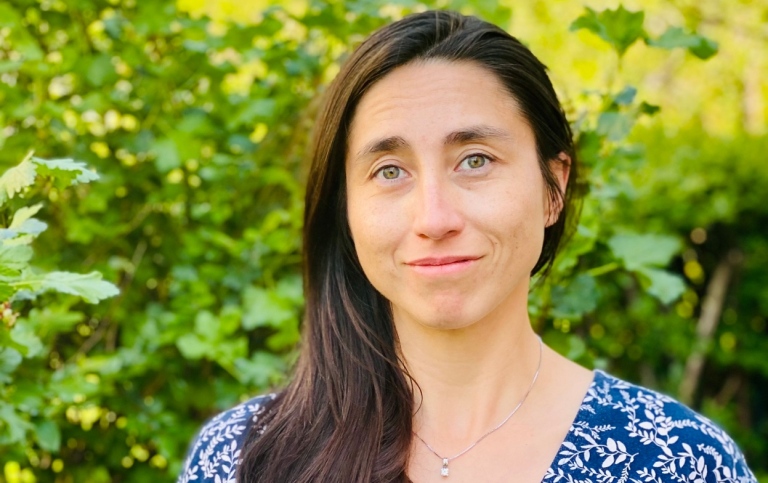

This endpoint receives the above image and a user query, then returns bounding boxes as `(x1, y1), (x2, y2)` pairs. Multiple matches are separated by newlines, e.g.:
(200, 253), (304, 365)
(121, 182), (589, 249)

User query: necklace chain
(413, 336), (543, 477)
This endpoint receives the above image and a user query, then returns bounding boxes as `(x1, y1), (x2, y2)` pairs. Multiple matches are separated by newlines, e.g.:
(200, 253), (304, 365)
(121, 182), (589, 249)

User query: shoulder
(177, 394), (276, 483)
(549, 370), (757, 482)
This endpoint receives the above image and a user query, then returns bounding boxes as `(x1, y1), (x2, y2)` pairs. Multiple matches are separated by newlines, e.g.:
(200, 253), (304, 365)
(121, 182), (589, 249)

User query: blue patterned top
(177, 370), (757, 482)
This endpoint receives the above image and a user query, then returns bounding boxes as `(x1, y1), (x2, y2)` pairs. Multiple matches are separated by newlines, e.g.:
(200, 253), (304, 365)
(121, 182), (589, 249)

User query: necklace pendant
(441, 458), (449, 477)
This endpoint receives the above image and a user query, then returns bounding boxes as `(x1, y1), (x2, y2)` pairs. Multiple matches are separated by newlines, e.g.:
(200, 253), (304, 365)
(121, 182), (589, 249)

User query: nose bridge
(412, 164), (463, 239)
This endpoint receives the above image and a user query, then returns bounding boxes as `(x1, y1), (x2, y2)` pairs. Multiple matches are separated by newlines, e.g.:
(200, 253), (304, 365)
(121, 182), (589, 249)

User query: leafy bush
(0, 152), (117, 481)
(0, 1), (765, 481)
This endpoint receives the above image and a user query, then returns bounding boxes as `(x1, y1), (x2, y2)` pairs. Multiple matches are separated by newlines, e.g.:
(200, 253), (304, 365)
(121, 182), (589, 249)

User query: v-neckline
(539, 369), (606, 481)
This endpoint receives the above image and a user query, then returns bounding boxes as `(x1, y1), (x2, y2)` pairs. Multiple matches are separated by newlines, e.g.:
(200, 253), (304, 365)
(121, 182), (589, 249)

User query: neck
(395, 288), (543, 454)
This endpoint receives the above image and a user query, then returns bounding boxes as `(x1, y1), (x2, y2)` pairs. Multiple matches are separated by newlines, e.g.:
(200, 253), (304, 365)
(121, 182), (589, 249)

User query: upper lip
(406, 255), (481, 266)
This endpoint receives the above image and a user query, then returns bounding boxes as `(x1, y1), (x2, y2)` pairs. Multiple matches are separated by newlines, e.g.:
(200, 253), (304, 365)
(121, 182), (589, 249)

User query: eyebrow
(356, 136), (409, 159)
(353, 125), (511, 162)
(443, 125), (511, 145)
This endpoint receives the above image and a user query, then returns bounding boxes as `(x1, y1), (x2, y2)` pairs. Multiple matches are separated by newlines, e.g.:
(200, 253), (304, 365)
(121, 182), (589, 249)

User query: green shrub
(0, 1), (765, 481)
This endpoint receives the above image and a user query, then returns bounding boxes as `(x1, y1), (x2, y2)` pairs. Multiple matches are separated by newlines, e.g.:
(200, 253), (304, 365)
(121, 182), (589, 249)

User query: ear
(545, 152), (571, 228)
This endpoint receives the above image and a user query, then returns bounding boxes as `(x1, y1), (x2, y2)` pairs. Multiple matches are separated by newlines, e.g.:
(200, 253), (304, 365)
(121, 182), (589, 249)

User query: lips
(406, 255), (480, 266)
(405, 255), (481, 276)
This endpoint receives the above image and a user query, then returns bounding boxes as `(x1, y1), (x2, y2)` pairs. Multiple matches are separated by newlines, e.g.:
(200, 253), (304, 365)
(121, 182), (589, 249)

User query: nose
(411, 173), (464, 240)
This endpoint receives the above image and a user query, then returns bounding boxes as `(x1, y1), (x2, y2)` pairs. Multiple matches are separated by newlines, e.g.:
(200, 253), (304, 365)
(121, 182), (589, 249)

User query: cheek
(347, 193), (402, 272)
(484, 179), (547, 258)
(485, 181), (546, 229)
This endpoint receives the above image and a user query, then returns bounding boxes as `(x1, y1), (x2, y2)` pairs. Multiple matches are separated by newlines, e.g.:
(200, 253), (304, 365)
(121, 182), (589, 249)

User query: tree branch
(679, 249), (742, 405)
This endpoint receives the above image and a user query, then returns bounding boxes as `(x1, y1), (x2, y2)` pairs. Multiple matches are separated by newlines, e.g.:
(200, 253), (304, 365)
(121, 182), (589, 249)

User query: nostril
(410, 177), (465, 240)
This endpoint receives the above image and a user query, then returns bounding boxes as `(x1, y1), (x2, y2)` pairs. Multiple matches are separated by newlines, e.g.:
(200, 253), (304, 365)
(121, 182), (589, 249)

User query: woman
(178, 11), (757, 483)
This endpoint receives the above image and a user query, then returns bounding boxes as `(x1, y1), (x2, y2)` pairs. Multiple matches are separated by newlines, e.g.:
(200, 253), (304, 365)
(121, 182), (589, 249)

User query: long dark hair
(237, 10), (578, 483)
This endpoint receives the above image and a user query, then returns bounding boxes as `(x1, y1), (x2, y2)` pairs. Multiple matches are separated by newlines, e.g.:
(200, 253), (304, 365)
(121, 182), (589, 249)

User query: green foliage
(570, 4), (718, 59)
(570, 5), (646, 57)
(647, 27), (719, 60)
(0, 153), (118, 307)
(0, 152), (118, 472)
(0, 0), (764, 482)
(607, 233), (685, 304)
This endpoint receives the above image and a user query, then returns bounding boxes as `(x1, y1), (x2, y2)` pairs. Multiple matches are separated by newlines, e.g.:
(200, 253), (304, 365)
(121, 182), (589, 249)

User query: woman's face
(345, 60), (565, 330)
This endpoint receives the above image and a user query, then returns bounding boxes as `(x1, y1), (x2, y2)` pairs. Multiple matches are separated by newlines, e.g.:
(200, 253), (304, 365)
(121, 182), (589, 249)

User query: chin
(419, 316), (474, 331)
(409, 302), (485, 331)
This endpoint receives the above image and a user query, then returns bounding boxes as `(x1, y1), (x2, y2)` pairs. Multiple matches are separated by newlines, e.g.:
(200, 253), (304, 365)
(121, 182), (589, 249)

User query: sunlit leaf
(551, 273), (600, 319)
(233, 351), (286, 387)
(9, 323), (44, 358)
(34, 420), (61, 452)
(614, 86), (637, 106)
(9, 204), (43, 229)
(647, 27), (718, 60)
(0, 401), (32, 443)
(33, 157), (100, 186)
(176, 333), (209, 360)
(597, 111), (635, 141)
(194, 310), (219, 340)
(0, 348), (22, 382)
(83, 54), (119, 87)
(20, 271), (119, 303)
(0, 245), (33, 271)
(10, 218), (47, 236)
(150, 138), (182, 173)
(0, 154), (37, 204)
(608, 233), (681, 271)
(570, 5), (646, 57)
(7, 204), (48, 238)
(242, 286), (296, 330)
(636, 267), (686, 305)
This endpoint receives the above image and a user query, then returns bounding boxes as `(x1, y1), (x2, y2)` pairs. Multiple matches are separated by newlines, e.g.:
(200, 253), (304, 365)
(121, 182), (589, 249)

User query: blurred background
(0, 0), (766, 481)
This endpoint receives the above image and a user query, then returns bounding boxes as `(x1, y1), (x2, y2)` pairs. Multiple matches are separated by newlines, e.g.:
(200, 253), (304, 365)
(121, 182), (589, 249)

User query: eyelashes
(372, 153), (496, 181)
(458, 153), (493, 170)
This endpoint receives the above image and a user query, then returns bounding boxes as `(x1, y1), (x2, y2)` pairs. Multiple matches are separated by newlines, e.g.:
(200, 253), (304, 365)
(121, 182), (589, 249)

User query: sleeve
(661, 407), (759, 483)
(176, 395), (275, 483)
(696, 423), (759, 483)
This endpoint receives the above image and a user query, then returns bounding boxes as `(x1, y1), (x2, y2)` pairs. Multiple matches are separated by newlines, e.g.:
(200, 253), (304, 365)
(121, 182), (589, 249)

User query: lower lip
(407, 259), (478, 276)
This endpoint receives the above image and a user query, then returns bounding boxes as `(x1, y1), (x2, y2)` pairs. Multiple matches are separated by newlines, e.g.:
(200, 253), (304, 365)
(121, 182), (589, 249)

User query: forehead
(347, 60), (527, 153)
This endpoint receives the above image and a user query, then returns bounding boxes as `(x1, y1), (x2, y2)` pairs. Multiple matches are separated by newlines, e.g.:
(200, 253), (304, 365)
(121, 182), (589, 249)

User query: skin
(346, 60), (594, 482)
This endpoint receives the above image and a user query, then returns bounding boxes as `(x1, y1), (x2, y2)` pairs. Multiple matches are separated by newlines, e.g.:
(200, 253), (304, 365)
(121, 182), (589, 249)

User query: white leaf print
(174, 374), (759, 483)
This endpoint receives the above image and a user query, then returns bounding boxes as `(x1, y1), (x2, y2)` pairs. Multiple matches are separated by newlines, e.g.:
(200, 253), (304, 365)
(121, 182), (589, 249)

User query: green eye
(463, 154), (489, 169)
(378, 166), (401, 180)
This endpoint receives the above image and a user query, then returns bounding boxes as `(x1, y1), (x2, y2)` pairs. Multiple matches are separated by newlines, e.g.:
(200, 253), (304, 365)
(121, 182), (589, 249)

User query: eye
(374, 165), (403, 180)
(459, 154), (492, 170)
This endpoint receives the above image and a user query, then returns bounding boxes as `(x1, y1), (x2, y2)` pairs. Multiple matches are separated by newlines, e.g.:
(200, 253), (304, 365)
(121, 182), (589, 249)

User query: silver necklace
(413, 336), (543, 478)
